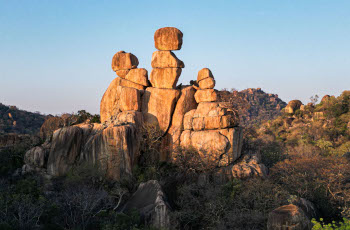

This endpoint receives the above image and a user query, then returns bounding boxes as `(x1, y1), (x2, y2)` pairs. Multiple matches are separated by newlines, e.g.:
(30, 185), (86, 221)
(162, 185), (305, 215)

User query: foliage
(312, 218), (350, 230)
(173, 178), (289, 230)
(270, 156), (350, 220)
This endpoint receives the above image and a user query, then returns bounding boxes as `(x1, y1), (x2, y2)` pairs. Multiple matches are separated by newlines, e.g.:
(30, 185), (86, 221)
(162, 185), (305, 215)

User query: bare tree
(54, 185), (111, 230)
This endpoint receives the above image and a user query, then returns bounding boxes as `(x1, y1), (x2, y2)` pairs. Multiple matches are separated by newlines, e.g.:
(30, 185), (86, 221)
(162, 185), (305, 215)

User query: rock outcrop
(181, 96), (242, 166)
(154, 27), (183, 51)
(23, 123), (140, 181)
(267, 204), (312, 230)
(230, 152), (268, 179)
(122, 180), (171, 229)
(284, 100), (303, 114)
(24, 27), (245, 181)
(111, 51), (139, 72)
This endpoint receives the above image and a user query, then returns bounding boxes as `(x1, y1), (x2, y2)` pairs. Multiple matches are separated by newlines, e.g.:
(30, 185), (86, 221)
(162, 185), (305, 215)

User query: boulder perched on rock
(267, 204), (311, 230)
(194, 89), (218, 103)
(116, 77), (145, 90)
(197, 68), (214, 82)
(150, 68), (182, 89)
(122, 180), (171, 229)
(115, 69), (129, 78)
(198, 77), (215, 89)
(284, 100), (303, 114)
(142, 87), (180, 132)
(111, 51), (139, 71)
(125, 68), (149, 86)
(154, 27), (183, 51)
(151, 51), (184, 68)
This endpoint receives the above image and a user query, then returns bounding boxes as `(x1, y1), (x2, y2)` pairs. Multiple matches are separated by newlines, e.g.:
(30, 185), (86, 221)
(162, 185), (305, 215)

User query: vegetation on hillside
(218, 88), (287, 127)
(0, 103), (46, 135)
(1, 90), (350, 229)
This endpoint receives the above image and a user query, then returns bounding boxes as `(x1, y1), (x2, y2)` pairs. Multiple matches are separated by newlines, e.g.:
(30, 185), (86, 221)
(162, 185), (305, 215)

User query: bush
(270, 156), (350, 220)
(312, 218), (350, 230)
(172, 178), (289, 230)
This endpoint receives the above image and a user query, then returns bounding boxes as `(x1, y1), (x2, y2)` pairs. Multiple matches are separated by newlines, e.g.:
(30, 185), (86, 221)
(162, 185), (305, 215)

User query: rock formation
(267, 203), (315, 230)
(23, 27), (244, 181)
(284, 100), (303, 114)
(122, 180), (171, 229)
(180, 69), (242, 166)
(230, 152), (268, 179)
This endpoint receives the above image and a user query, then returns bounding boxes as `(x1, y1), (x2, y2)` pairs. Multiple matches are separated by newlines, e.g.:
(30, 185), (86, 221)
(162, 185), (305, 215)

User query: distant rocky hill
(0, 103), (46, 135)
(218, 88), (287, 127)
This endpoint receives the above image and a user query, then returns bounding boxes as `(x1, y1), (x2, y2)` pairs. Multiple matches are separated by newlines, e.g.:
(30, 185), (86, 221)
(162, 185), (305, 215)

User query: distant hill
(218, 88), (287, 127)
(0, 103), (46, 135)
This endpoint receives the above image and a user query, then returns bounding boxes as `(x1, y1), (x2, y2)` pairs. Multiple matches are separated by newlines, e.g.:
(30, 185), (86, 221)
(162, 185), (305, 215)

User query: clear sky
(1, 0), (349, 115)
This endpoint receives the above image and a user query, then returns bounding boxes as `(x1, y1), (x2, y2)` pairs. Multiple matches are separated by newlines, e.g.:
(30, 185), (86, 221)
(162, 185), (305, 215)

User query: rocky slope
(0, 103), (46, 135)
(218, 88), (287, 127)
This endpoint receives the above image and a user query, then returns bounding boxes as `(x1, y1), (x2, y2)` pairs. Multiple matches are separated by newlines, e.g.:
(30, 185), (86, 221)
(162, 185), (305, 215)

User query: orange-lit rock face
(180, 127), (243, 166)
(192, 115), (237, 130)
(198, 77), (215, 89)
(151, 51), (184, 68)
(168, 86), (197, 146)
(125, 68), (149, 86)
(119, 86), (141, 111)
(141, 87), (180, 133)
(100, 78), (121, 123)
(111, 51), (139, 71)
(116, 69), (130, 78)
(100, 79), (143, 123)
(197, 68), (214, 82)
(154, 27), (183, 51)
(194, 89), (218, 103)
(150, 68), (182, 89)
(116, 77), (145, 90)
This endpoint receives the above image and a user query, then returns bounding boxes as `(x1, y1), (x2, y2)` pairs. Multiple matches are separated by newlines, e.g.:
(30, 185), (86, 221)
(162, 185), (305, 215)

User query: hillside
(0, 103), (46, 135)
(258, 91), (350, 158)
(218, 88), (287, 127)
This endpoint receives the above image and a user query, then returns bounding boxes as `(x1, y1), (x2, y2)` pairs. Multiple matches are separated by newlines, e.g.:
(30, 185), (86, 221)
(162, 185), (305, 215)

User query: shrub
(270, 156), (350, 220)
(312, 218), (350, 230)
(173, 178), (289, 230)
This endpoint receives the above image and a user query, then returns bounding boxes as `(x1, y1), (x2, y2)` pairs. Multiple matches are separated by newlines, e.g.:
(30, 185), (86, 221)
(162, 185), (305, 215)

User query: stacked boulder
(194, 68), (217, 103)
(180, 69), (242, 167)
(24, 27), (245, 182)
(141, 27), (190, 160)
(101, 51), (149, 124)
(142, 27), (184, 130)
(150, 27), (184, 89)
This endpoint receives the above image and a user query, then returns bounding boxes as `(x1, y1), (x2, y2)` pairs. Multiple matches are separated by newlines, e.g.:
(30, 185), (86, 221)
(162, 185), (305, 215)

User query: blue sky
(1, 0), (349, 115)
